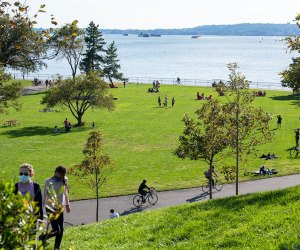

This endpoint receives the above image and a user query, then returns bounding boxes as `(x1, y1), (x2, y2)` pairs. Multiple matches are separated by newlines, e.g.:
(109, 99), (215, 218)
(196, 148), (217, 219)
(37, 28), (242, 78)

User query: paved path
(65, 174), (300, 226)
(22, 85), (47, 95)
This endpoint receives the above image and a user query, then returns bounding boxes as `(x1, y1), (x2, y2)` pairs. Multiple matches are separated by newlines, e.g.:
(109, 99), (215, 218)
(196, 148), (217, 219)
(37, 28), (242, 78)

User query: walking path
(65, 174), (300, 226)
(22, 85), (47, 95)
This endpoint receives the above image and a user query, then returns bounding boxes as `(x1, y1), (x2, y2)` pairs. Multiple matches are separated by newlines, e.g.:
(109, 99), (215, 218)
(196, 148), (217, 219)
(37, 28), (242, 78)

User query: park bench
(4, 120), (20, 126)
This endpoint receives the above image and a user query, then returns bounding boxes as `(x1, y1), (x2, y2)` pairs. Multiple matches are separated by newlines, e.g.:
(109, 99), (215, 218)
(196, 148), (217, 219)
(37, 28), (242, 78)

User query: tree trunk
(96, 171), (99, 222)
(77, 113), (83, 126)
(235, 106), (239, 196)
(209, 160), (213, 200)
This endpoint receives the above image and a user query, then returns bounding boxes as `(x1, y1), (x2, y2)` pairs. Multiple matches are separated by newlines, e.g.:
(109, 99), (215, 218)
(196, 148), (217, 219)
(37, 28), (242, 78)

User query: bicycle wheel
(148, 193), (158, 205)
(214, 180), (223, 191)
(202, 182), (209, 193)
(133, 195), (143, 207)
(290, 149), (297, 158)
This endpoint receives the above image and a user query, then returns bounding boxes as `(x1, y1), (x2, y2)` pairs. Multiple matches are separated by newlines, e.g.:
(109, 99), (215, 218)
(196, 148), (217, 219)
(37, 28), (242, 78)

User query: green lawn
(0, 84), (300, 199)
(58, 185), (300, 249)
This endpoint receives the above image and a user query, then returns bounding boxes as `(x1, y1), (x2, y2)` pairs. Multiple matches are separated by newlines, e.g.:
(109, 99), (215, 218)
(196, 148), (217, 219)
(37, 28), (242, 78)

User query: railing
(11, 72), (289, 91)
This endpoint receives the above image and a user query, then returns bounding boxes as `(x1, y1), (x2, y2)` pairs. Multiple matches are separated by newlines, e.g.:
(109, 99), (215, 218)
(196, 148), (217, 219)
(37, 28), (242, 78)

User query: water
(14, 35), (294, 84)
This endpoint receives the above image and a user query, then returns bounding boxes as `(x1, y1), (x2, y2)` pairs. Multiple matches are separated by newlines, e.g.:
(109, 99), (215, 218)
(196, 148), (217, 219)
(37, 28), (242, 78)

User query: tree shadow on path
(186, 192), (209, 203)
(121, 205), (151, 216)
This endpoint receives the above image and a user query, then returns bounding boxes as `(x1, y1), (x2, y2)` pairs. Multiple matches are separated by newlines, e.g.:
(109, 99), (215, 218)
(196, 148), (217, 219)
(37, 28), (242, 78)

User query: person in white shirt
(41, 166), (70, 250)
(110, 209), (120, 219)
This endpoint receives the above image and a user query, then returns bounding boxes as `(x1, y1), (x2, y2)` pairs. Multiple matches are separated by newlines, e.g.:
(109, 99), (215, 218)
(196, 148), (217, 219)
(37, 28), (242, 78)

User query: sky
(28, 0), (300, 29)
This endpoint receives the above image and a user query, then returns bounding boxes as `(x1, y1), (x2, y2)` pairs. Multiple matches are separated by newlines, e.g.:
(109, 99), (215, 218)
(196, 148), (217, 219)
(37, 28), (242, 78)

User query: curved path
(65, 174), (300, 226)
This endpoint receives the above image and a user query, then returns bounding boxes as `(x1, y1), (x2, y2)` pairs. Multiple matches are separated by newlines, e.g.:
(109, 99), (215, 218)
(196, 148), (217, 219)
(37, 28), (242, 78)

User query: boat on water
(150, 34), (161, 37)
(138, 33), (150, 37)
(123, 33), (129, 36)
(191, 35), (201, 39)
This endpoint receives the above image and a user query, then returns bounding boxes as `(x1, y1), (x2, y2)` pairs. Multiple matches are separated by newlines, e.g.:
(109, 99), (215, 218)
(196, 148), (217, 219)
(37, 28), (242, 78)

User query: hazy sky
(29, 0), (300, 29)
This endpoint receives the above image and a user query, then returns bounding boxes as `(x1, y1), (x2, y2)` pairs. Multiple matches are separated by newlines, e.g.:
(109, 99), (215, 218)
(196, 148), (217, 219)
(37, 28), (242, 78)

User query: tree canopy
(80, 21), (106, 73)
(50, 21), (84, 78)
(103, 41), (125, 84)
(42, 72), (114, 126)
(280, 14), (300, 94)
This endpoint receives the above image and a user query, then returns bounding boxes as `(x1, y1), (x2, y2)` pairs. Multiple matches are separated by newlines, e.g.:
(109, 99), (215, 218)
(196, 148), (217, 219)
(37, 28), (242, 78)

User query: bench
(4, 120), (20, 126)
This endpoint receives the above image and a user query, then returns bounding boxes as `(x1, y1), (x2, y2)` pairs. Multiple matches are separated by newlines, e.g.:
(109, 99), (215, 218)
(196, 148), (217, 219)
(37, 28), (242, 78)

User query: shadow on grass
(186, 192), (208, 203)
(270, 94), (300, 107)
(1, 126), (91, 138)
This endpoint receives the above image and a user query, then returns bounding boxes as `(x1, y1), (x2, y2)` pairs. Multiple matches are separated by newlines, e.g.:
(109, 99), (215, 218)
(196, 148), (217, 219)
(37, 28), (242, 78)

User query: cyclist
(204, 166), (218, 187)
(138, 179), (150, 202)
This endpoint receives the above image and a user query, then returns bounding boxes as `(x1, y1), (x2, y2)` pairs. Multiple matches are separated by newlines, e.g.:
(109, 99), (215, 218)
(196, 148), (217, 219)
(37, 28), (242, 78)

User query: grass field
(0, 83), (300, 199)
(57, 185), (300, 249)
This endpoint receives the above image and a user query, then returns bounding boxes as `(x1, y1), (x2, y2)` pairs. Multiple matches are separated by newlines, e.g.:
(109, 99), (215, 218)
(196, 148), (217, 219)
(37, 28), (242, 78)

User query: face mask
(54, 176), (64, 183)
(20, 175), (30, 183)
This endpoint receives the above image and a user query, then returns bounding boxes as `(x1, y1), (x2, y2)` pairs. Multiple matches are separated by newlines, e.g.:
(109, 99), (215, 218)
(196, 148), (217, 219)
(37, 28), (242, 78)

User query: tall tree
(80, 21), (106, 73)
(51, 21), (84, 78)
(42, 72), (114, 126)
(223, 63), (274, 195)
(0, 1), (60, 113)
(70, 131), (114, 222)
(174, 99), (229, 199)
(103, 41), (125, 84)
(280, 14), (300, 94)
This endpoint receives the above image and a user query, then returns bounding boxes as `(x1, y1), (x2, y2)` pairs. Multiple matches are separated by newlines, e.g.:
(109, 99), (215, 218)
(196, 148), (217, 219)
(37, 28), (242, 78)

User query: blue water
(18, 35), (294, 83)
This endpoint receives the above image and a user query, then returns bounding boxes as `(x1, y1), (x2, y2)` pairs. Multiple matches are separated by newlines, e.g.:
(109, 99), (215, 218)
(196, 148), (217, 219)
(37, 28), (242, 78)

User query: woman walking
(14, 163), (43, 220)
(42, 166), (70, 250)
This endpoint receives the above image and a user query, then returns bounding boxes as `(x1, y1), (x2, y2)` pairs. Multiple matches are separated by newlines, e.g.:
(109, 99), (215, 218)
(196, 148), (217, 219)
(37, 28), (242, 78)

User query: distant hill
(102, 23), (300, 36)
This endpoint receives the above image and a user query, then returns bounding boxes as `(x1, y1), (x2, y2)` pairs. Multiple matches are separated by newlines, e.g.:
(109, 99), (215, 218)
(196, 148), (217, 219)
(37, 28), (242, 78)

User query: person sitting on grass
(110, 209), (120, 219)
(259, 166), (267, 175)
(138, 180), (150, 203)
(53, 126), (60, 133)
(65, 122), (72, 133)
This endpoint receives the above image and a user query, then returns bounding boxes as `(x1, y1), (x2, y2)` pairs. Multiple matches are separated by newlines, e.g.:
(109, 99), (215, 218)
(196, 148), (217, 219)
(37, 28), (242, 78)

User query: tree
(222, 63), (274, 195)
(51, 21), (84, 78)
(0, 69), (22, 114)
(0, 1), (58, 113)
(80, 21), (106, 74)
(174, 99), (229, 199)
(280, 14), (300, 94)
(42, 72), (114, 126)
(70, 131), (114, 222)
(103, 41), (125, 84)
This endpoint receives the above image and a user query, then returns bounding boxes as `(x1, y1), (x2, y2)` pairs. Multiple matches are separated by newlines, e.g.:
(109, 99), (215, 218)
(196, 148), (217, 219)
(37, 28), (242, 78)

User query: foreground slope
(60, 185), (300, 249)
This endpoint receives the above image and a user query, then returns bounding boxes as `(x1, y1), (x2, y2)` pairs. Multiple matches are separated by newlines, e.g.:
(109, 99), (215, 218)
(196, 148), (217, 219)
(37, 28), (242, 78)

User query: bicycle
(202, 178), (223, 193)
(289, 146), (300, 158)
(133, 188), (158, 207)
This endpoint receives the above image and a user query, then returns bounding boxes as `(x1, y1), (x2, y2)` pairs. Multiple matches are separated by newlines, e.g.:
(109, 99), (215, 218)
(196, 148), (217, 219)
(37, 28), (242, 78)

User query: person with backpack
(14, 163), (43, 220)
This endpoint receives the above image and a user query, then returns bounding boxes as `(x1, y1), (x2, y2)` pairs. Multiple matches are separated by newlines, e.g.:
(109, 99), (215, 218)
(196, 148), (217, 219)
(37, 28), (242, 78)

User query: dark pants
(139, 190), (147, 200)
(206, 176), (214, 187)
(45, 210), (64, 249)
(296, 137), (299, 147)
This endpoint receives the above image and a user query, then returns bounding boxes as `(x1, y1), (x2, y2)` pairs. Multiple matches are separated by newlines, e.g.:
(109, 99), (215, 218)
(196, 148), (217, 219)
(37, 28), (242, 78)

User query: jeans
(45, 209), (64, 249)
(206, 177), (214, 187)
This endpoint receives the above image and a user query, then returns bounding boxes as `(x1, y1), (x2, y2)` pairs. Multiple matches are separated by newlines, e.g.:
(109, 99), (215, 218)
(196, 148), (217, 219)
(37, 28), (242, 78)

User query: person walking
(277, 115), (282, 128)
(295, 128), (300, 148)
(14, 163), (43, 221)
(158, 96), (161, 107)
(42, 166), (70, 250)
(163, 95), (168, 107)
(172, 97), (175, 107)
